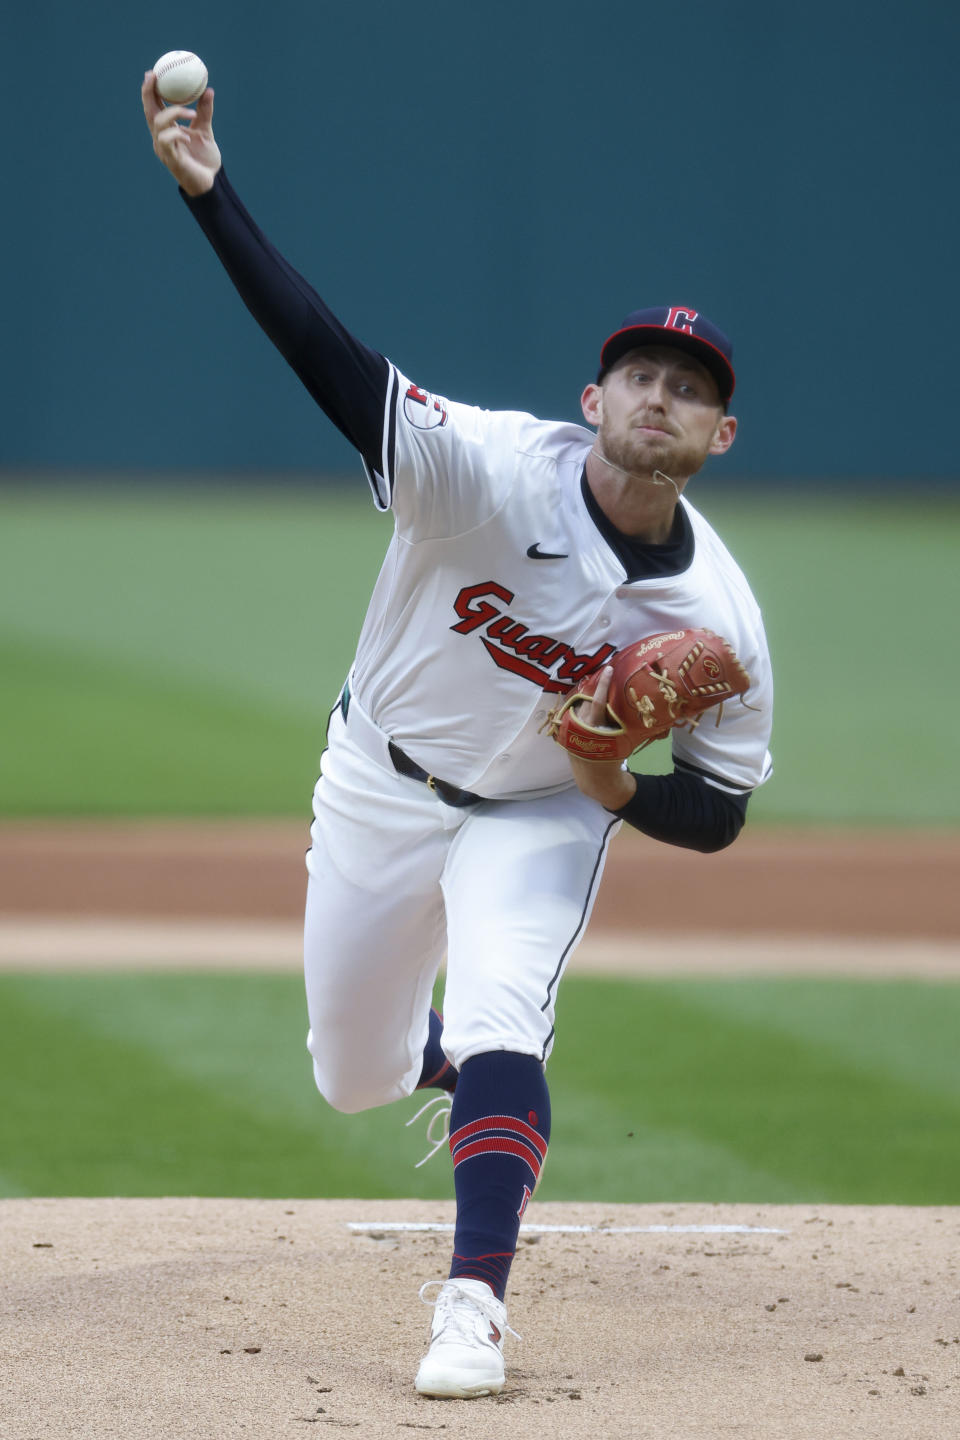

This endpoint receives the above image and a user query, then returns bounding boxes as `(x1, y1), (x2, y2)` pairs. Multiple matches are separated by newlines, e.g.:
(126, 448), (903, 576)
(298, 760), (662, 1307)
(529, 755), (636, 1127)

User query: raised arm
(141, 73), (389, 471)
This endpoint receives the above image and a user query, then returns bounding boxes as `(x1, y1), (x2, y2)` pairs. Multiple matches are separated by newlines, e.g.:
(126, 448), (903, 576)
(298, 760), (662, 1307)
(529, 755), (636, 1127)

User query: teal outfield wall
(4, 1), (958, 482)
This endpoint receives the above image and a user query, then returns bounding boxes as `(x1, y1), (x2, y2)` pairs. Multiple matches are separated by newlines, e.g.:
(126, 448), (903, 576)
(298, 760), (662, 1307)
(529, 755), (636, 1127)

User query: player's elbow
(699, 800), (748, 852)
(690, 828), (741, 855)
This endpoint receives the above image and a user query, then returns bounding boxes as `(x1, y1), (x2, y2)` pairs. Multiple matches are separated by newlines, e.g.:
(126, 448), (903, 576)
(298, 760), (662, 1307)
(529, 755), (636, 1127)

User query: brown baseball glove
(544, 628), (752, 763)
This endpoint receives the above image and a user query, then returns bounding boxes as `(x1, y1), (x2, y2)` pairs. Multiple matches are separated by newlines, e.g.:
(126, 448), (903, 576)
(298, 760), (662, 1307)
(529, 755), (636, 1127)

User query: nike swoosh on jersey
(526, 543), (569, 560)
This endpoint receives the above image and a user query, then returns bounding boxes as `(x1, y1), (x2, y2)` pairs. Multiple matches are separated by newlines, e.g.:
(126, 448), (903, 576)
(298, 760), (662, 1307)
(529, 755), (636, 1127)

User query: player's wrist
(570, 762), (636, 811)
(600, 769), (638, 813)
(178, 166), (218, 198)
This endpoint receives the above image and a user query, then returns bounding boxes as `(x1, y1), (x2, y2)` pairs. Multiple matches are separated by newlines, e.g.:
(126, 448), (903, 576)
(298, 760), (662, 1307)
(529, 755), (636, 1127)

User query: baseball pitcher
(142, 74), (773, 1399)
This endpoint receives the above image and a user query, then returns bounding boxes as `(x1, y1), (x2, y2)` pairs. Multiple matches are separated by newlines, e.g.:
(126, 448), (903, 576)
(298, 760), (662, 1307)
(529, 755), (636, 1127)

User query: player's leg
(417, 1005), (458, 1093)
(303, 854), (446, 1113)
(414, 789), (618, 1396)
(442, 786), (620, 1069)
(303, 707), (457, 1114)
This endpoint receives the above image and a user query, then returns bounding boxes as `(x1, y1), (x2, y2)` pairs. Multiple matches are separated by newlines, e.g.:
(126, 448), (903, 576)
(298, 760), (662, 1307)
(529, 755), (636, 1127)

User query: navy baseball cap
(598, 306), (735, 402)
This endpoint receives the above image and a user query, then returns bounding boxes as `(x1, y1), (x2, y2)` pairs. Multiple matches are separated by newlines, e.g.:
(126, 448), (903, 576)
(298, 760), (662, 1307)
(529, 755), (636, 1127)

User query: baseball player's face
(580, 348), (737, 481)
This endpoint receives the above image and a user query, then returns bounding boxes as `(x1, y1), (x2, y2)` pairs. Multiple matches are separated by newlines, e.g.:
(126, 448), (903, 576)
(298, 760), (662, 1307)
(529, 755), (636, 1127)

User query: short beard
(597, 423), (706, 483)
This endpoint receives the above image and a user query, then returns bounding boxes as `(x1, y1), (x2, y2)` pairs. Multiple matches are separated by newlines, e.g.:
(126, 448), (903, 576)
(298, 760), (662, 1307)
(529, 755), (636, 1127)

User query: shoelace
(405, 1093), (453, 1168)
(418, 1280), (521, 1342)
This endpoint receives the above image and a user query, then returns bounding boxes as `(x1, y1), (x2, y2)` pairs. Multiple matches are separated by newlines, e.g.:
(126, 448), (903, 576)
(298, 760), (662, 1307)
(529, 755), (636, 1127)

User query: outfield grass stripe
(0, 490), (382, 712)
(549, 977), (960, 1204)
(0, 632), (324, 815)
(0, 980), (390, 1198)
(0, 975), (456, 1201)
(0, 1173), (31, 1199)
(4, 973), (959, 1202)
(542, 1098), (801, 1204)
(3, 488), (959, 821)
(656, 977), (960, 1097)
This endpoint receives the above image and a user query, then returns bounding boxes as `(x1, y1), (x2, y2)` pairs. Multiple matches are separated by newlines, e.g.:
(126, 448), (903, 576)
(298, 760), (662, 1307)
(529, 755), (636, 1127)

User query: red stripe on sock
(452, 1251), (514, 1259)
(449, 1114), (547, 1162)
(451, 1136), (542, 1181)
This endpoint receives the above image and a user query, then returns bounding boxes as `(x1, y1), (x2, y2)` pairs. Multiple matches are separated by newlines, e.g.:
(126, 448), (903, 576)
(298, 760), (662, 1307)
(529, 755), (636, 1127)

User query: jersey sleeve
(363, 363), (527, 540)
(181, 169), (389, 471)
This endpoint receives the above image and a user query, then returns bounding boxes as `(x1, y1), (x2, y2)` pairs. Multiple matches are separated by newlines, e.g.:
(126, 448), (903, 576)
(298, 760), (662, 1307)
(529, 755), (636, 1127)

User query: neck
(584, 445), (686, 543)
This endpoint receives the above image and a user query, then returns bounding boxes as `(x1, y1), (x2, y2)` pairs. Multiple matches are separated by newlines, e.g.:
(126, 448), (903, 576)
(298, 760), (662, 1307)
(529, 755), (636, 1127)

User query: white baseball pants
(303, 692), (619, 1113)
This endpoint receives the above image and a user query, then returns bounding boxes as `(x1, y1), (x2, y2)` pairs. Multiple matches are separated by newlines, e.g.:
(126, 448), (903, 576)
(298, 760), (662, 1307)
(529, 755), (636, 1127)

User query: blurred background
(2, 0), (958, 822)
(3, 1), (959, 480)
(1, 1), (958, 1202)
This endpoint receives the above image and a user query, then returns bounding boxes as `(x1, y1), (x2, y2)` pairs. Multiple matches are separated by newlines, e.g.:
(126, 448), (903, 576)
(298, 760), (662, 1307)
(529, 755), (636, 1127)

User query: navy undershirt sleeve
(610, 770), (748, 852)
(181, 169), (388, 471)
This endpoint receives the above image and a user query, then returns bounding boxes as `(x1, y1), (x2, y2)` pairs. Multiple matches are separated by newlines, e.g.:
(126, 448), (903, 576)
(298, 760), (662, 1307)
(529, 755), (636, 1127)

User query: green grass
(1, 484), (958, 823)
(0, 633), (324, 814)
(693, 489), (960, 826)
(2, 973), (957, 1203)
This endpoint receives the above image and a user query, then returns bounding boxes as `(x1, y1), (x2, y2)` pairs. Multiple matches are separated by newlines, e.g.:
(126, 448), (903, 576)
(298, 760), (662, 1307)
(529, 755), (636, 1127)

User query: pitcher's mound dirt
(3, 1198), (957, 1440)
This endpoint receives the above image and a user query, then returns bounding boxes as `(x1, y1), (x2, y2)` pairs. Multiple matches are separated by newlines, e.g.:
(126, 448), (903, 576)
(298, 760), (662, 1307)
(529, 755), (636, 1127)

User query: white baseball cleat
(414, 1278), (517, 1398)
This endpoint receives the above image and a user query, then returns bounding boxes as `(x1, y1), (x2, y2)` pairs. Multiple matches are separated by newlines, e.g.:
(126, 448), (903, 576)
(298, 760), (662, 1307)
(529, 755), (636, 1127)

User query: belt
(386, 740), (484, 807)
(341, 682), (484, 808)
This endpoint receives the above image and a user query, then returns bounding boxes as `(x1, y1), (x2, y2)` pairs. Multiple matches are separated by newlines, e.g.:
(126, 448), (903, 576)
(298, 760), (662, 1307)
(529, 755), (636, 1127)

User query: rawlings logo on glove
(543, 628), (752, 763)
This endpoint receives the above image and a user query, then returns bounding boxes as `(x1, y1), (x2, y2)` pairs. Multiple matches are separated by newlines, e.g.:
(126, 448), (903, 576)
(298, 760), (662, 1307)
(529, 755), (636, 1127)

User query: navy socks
(416, 1007), (458, 1093)
(446, 1051), (551, 1301)
(413, 1019), (551, 1300)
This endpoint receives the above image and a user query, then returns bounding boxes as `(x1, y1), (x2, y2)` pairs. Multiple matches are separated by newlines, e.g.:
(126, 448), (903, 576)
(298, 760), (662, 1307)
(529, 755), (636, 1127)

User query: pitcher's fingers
(585, 666), (613, 725)
(152, 101), (202, 132)
(193, 87), (215, 127)
(154, 124), (192, 165)
(142, 71), (164, 127)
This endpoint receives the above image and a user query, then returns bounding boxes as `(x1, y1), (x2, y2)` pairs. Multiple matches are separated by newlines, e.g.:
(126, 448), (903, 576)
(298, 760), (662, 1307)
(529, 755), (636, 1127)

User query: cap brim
(598, 326), (735, 401)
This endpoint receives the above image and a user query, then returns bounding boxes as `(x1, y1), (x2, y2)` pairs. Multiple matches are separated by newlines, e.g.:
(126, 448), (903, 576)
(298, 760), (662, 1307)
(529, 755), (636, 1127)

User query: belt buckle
(426, 775), (438, 794)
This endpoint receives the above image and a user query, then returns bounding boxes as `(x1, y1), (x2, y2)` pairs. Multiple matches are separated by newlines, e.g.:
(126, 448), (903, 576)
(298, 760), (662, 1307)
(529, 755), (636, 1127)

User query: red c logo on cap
(665, 306), (698, 334)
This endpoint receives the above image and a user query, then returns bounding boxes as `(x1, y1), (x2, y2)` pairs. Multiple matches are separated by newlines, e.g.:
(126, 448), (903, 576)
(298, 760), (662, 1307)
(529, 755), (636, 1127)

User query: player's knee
(315, 1077), (371, 1114)
(307, 1037), (416, 1114)
(311, 1060), (381, 1114)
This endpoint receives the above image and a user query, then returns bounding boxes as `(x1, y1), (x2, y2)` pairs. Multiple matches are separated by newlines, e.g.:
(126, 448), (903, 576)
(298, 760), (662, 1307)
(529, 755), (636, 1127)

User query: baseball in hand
(153, 50), (209, 105)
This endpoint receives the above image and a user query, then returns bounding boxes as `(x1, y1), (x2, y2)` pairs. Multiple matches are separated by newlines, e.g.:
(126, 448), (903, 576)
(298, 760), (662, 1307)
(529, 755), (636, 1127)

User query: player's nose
(647, 376), (669, 408)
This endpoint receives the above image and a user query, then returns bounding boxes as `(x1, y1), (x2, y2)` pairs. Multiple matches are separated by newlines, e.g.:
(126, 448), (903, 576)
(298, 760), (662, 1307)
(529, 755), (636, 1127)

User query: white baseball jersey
(350, 366), (773, 801)
(181, 170), (775, 1107)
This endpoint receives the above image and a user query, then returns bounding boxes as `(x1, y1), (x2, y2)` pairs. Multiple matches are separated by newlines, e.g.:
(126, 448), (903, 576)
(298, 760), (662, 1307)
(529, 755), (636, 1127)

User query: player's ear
(581, 383), (603, 427)
(708, 413), (737, 455)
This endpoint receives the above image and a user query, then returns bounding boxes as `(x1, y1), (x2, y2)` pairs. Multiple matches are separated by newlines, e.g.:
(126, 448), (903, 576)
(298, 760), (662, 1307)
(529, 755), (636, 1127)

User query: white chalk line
(348, 1222), (788, 1235)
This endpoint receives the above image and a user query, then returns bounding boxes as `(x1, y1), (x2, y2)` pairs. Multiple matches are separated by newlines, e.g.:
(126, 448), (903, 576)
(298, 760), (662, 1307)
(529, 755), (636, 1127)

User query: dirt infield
(4, 1198), (959, 1440)
(1, 820), (959, 976)
(2, 819), (959, 936)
